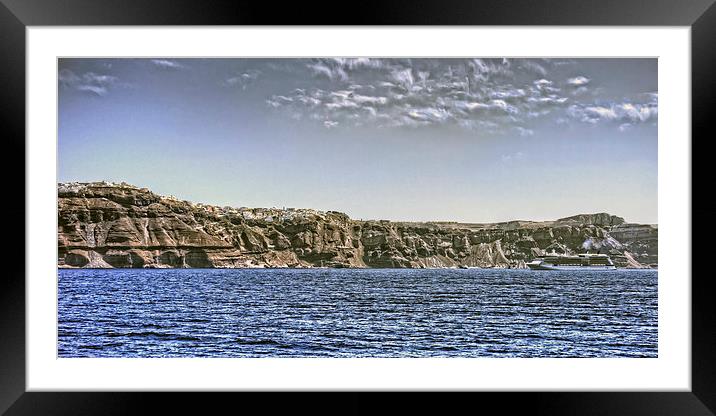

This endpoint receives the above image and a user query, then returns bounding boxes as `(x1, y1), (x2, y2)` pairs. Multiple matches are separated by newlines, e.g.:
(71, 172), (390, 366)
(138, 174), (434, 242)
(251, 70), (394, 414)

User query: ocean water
(58, 268), (658, 358)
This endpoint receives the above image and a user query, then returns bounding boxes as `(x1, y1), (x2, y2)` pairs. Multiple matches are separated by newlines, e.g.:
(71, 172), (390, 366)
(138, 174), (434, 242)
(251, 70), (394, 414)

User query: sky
(58, 58), (657, 224)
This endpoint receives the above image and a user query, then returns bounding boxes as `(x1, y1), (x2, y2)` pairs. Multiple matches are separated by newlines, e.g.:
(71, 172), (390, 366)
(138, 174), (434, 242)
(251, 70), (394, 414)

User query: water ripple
(58, 268), (658, 357)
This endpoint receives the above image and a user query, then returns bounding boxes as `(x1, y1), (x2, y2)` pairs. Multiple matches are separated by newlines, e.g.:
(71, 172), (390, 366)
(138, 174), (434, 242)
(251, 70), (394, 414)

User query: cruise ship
(526, 253), (616, 271)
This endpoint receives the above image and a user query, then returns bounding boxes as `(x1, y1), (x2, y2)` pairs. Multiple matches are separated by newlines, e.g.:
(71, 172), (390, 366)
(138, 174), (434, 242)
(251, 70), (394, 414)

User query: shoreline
(58, 265), (657, 270)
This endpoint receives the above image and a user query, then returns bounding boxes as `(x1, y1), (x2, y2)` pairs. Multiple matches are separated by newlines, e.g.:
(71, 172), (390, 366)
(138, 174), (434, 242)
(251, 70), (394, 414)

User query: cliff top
(57, 181), (639, 228)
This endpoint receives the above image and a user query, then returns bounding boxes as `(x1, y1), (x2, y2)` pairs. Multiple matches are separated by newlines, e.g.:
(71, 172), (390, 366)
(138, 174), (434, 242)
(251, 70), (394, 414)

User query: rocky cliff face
(58, 182), (658, 269)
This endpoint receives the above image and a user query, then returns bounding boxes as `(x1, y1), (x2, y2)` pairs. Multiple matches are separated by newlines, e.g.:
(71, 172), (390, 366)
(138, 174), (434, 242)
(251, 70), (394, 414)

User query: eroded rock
(57, 182), (657, 269)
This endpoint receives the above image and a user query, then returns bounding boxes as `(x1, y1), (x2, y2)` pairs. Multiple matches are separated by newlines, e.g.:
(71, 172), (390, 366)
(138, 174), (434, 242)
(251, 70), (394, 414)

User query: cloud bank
(263, 58), (657, 135)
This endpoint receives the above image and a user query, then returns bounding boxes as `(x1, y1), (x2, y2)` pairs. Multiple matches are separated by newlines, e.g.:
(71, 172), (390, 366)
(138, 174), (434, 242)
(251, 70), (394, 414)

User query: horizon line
(57, 180), (657, 226)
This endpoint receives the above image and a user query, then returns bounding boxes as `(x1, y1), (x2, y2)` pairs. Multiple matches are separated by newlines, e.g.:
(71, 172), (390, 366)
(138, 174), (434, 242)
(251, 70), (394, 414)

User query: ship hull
(527, 263), (616, 271)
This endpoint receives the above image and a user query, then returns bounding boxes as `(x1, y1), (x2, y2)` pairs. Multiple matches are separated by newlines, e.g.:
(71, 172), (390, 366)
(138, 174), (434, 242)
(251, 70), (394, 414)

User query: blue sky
(58, 58), (657, 223)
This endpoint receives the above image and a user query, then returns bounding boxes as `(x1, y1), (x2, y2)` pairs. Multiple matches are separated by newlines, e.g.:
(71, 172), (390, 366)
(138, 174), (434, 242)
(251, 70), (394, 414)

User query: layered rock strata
(58, 182), (657, 269)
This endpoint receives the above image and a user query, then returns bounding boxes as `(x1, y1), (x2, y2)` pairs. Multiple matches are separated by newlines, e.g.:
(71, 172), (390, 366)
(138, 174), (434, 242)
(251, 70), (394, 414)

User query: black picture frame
(2, 0), (712, 414)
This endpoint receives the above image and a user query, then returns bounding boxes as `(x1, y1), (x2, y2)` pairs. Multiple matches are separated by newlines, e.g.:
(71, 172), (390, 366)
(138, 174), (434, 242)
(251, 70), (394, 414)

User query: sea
(58, 268), (658, 358)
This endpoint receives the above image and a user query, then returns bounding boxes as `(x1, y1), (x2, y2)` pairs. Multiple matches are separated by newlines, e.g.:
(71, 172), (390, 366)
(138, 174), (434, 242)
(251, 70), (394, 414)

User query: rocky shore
(58, 182), (657, 269)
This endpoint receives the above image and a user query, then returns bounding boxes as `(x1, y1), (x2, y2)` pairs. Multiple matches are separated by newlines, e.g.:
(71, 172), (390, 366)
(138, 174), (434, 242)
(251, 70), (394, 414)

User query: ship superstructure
(526, 253), (616, 270)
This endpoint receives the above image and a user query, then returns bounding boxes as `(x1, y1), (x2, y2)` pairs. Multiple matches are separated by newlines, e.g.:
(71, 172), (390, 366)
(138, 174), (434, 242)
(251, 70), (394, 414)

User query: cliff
(58, 182), (658, 269)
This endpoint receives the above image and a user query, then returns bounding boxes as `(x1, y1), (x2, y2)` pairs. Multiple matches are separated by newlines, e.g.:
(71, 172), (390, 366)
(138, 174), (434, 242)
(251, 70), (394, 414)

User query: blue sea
(58, 268), (658, 358)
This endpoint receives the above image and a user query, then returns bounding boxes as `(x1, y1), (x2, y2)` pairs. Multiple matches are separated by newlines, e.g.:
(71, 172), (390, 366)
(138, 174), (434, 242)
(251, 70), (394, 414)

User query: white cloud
(527, 96), (568, 105)
(266, 95), (293, 108)
(469, 58), (513, 81)
(307, 61), (348, 81)
(269, 59), (555, 130)
(490, 88), (527, 99)
(454, 101), (490, 112)
(351, 94), (388, 106)
(567, 101), (658, 126)
(75, 84), (108, 96)
(519, 60), (547, 77)
(567, 76), (590, 86)
(225, 69), (261, 89)
(327, 58), (385, 71)
(150, 59), (186, 70)
(489, 99), (520, 115)
(58, 69), (120, 96)
(391, 68), (415, 89)
(407, 108), (451, 123)
(58, 69), (80, 85)
(263, 58), (655, 134)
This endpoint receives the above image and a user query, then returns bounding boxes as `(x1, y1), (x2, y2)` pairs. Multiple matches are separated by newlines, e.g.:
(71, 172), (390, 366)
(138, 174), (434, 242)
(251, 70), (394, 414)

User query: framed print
(3, 0), (714, 414)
